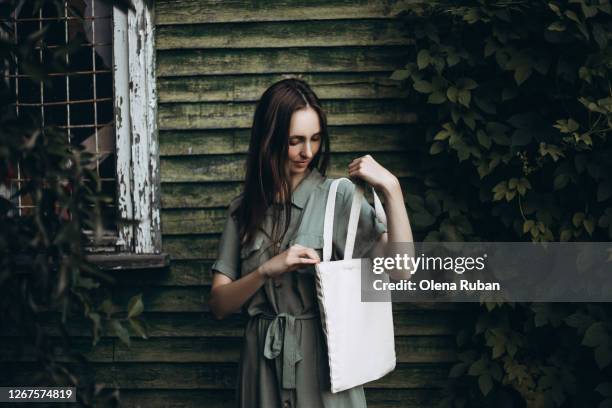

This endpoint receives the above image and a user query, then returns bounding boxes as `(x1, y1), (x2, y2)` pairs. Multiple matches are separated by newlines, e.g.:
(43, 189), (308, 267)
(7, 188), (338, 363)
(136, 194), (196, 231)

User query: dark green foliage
(0, 1), (142, 406)
(392, 0), (612, 406)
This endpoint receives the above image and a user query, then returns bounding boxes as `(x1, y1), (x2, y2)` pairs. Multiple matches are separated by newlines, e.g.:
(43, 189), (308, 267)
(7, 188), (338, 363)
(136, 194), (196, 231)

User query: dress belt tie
(259, 312), (319, 390)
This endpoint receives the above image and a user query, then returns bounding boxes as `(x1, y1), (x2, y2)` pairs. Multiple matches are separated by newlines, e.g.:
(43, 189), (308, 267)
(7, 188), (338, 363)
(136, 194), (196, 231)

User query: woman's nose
(302, 142), (313, 158)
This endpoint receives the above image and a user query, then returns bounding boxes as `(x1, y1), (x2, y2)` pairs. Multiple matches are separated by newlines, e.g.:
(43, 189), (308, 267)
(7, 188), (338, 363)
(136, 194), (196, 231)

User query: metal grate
(6, 0), (119, 247)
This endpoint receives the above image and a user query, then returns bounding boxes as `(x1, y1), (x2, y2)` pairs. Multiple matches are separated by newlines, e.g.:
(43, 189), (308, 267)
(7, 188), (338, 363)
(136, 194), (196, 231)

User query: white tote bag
(315, 178), (396, 393)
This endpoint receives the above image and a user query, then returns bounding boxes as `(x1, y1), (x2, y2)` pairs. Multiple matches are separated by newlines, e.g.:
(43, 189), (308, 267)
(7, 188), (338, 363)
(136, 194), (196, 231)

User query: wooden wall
(151, 0), (462, 406)
(1, 1), (464, 407)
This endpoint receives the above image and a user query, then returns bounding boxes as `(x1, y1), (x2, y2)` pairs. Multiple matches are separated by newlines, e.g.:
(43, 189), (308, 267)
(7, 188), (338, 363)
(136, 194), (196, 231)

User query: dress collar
(291, 168), (325, 209)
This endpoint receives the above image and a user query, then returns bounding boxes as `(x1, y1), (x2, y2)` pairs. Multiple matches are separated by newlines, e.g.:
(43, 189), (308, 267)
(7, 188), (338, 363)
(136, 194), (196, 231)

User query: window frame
(112, 0), (162, 255)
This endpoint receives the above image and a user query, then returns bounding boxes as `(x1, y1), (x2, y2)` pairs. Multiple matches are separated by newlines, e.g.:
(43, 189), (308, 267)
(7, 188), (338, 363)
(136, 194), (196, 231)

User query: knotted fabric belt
(258, 312), (319, 389)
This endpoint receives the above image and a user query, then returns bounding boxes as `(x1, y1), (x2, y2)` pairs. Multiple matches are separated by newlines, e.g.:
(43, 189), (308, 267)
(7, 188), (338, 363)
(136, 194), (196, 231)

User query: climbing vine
(392, 1), (612, 406)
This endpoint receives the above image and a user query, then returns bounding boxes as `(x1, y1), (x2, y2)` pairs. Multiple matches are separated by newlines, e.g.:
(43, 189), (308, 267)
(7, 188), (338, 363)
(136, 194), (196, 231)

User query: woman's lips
(294, 160), (309, 167)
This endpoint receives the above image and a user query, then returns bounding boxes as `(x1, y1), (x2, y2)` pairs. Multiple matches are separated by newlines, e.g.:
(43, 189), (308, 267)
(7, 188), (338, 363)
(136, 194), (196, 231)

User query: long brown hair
(234, 78), (330, 247)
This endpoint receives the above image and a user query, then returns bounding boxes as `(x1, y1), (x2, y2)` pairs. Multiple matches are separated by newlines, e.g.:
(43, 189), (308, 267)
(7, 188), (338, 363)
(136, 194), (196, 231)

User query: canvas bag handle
(322, 178), (387, 262)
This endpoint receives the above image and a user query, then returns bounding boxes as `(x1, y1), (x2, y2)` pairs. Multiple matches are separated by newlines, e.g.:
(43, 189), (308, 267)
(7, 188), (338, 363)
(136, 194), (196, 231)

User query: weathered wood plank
(155, 0), (421, 25)
(116, 388), (444, 408)
(1, 308), (463, 338)
(158, 73), (405, 102)
(107, 286), (464, 313)
(161, 153), (417, 183)
(0, 338), (115, 363)
(163, 235), (220, 259)
(156, 20), (412, 50)
(160, 178), (420, 209)
(161, 175), (418, 233)
(161, 182), (243, 208)
(159, 125), (413, 156)
(156, 47), (411, 77)
(99, 363), (451, 389)
(101, 336), (456, 363)
(158, 99), (417, 130)
(147, 336), (454, 363)
(161, 208), (227, 235)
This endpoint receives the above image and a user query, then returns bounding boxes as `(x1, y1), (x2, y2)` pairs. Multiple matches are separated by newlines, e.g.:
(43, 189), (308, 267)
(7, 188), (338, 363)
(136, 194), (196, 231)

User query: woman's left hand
(348, 154), (400, 194)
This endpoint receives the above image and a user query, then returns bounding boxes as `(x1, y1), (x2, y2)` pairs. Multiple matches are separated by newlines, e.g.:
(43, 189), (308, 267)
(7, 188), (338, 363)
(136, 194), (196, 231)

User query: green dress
(211, 168), (387, 408)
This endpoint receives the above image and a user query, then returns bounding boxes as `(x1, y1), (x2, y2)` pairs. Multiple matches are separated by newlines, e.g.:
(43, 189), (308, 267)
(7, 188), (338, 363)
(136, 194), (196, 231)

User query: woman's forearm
(208, 267), (268, 319)
(381, 178), (414, 243)
(381, 179), (415, 280)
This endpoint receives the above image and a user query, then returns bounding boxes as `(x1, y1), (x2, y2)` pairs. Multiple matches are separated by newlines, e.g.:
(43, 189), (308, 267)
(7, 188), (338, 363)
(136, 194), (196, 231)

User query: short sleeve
(332, 181), (387, 260)
(211, 198), (242, 281)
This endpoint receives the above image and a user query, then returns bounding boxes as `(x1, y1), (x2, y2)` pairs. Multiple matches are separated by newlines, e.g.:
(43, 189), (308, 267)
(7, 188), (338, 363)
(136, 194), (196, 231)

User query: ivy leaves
(391, 0), (612, 244)
(392, 2), (612, 407)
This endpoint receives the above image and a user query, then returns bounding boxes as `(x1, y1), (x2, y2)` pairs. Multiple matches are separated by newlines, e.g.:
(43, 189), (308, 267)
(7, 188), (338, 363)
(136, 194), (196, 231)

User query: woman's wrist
(256, 264), (269, 280)
(381, 176), (402, 199)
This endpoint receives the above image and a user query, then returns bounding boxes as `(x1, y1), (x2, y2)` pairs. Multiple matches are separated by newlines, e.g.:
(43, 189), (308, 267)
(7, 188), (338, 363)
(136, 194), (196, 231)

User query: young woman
(208, 78), (413, 408)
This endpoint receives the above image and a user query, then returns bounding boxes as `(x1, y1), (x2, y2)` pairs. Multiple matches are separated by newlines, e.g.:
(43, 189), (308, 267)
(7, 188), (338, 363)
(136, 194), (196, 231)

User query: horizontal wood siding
(0, 2), (462, 407)
(152, 0), (460, 406)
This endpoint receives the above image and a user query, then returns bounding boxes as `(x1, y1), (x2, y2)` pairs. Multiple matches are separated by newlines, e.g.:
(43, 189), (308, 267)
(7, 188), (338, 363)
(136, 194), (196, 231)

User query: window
(5, 0), (164, 262)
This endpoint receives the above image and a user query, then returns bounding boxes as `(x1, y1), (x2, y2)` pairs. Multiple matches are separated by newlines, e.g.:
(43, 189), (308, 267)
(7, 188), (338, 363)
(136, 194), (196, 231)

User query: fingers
(348, 154), (375, 175)
(349, 154), (373, 167)
(295, 246), (320, 262)
(288, 245), (320, 266)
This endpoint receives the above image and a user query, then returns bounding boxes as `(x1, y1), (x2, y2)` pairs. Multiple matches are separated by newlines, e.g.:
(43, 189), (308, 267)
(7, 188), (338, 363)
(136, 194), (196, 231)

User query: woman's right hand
(258, 244), (320, 279)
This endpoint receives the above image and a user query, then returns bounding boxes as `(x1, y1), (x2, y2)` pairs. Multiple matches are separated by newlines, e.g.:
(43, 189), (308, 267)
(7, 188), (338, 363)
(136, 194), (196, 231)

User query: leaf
(76, 277), (100, 289)
(447, 52), (460, 67)
(390, 69), (411, 81)
(554, 174), (570, 190)
(560, 229), (572, 241)
(414, 80), (433, 93)
(88, 312), (101, 347)
(110, 320), (131, 347)
(479, 374), (494, 396)
(127, 294), (144, 318)
(405, 193), (426, 211)
(564, 312), (595, 331)
(511, 129), (532, 146)
(430, 141), (445, 155)
(596, 382), (612, 398)
(456, 77), (478, 90)
(129, 317), (148, 339)
(447, 86), (458, 103)
(597, 181), (612, 202)
(428, 92), (446, 104)
(595, 345), (612, 369)
(468, 358), (487, 376)
(573, 212), (585, 227)
(548, 3), (561, 15)
(98, 299), (115, 319)
(474, 96), (496, 114)
(523, 220), (535, 234)
(413, 211), (437, 227)
(484, 38), (497, 57)
(514, 66), (532, 85)
(583, 322), (608, 347)
(564, 10), (581, 23)
(593, 23), (608, 49)
(548, 21), (566, 31)
(583, 219), (595, 236)
(434, 130), (450, 141)
(417, 49), (431, 70)
(449, 362), (468, 378)
(457, 89), (471, 107)
(476, 130), (492, 149)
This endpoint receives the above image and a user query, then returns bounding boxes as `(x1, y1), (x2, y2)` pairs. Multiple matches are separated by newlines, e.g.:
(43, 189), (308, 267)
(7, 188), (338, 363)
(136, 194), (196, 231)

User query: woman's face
(286, 106), (321, 177)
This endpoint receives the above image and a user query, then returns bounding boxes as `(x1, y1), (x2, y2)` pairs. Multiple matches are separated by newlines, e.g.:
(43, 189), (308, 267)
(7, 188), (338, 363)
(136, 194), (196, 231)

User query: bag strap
(322, 178), (387, 262)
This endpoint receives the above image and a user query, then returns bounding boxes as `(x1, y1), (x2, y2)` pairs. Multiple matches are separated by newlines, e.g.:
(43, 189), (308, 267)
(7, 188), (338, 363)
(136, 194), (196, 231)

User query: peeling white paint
(114, 0), (161, 254)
